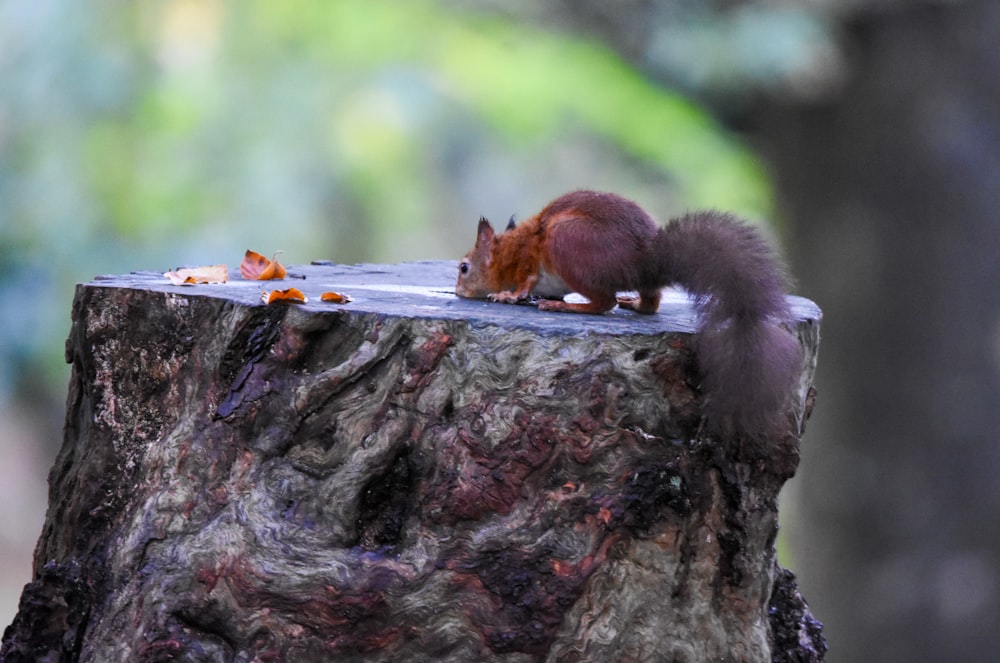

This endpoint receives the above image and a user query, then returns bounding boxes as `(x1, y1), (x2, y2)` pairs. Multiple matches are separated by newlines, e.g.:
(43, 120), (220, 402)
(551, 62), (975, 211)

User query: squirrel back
(456, 190), (803, 437)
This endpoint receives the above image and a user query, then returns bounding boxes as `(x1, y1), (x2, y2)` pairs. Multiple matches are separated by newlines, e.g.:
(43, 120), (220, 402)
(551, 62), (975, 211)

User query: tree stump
(2, 261), (825, 663)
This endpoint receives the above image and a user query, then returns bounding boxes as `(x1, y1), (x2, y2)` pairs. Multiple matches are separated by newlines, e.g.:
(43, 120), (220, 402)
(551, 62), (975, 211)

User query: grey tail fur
(654, 211), (803, 436)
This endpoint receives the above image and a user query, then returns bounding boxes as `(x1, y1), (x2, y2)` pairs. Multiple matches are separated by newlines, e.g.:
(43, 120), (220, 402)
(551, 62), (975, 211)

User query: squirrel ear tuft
(476, 217), (495, 245)
(506, 214), (517, 231)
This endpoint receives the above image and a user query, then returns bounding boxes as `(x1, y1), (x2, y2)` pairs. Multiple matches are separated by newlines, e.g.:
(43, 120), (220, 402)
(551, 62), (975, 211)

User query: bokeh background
(2, 1), (998, 662)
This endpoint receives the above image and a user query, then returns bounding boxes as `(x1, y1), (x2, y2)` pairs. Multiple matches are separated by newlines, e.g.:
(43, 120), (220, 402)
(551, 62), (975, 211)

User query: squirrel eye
(459, 261), (470, 275)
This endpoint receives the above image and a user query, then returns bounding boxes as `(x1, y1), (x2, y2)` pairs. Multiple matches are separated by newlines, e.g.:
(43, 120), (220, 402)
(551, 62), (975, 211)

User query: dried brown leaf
(164, 265), (229, 285)
(241, 250), (286, 280)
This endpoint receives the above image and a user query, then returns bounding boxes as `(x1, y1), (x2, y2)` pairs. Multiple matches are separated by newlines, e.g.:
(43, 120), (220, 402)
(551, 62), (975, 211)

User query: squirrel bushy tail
(654, 211), (803, 436)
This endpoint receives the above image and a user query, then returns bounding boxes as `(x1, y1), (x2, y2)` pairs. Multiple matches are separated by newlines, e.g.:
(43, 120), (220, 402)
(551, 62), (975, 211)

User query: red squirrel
(455, 189), (803, 437)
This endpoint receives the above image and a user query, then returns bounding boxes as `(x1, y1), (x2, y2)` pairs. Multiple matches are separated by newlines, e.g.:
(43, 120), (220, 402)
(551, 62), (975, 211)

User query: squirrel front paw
(488, 291), (529, 304)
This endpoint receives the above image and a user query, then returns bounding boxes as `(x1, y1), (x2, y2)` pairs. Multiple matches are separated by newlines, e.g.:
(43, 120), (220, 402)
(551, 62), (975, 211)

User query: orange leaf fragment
(164, 264), (229, 285)
(320, 291), (353, 304)
(262, 287), (307, 304)
(241, 250), (287, 280)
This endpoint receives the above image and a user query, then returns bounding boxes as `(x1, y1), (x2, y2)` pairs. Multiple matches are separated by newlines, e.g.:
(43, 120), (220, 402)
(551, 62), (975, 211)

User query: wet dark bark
(2, 261), (823, 663)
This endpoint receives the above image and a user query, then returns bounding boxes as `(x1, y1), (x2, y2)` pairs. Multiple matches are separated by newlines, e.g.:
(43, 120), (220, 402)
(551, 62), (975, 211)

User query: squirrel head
(455, 217), (497, 298)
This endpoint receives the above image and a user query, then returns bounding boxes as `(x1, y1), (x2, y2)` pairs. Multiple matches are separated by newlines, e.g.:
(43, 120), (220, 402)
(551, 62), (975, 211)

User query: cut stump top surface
(96, 260), (821, 335)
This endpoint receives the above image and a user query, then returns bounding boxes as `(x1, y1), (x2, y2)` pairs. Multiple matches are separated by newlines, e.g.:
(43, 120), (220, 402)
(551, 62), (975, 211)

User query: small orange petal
(320, 291), (353, 304)
(258, 261), (286, 280)
(262, 287), (307, 304)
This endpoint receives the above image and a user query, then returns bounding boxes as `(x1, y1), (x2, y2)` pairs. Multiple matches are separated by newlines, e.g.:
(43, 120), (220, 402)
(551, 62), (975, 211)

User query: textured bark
(2, 261), (823, 663)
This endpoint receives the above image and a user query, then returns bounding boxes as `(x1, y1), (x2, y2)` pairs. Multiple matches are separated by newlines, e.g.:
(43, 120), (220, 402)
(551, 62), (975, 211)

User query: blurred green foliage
(0, 0), (772, 402)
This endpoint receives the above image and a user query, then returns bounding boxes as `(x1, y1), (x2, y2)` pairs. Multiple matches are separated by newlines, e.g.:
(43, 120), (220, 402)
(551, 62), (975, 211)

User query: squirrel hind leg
(617, 289), (661, 314)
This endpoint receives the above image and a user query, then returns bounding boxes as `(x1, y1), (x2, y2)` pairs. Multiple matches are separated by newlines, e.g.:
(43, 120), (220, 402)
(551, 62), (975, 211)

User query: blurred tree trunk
(755, 4), (1000, 662)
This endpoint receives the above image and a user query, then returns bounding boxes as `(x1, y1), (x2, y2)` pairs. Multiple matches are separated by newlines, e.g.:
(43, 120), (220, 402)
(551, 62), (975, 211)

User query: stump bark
(2, 261), (824, 663)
